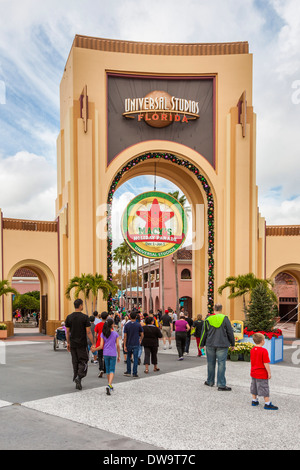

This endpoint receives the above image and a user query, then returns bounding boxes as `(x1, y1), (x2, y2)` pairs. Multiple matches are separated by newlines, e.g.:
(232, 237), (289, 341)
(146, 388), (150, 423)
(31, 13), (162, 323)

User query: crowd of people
(12, 309), (40, 326)
(64, 299), (278, 409)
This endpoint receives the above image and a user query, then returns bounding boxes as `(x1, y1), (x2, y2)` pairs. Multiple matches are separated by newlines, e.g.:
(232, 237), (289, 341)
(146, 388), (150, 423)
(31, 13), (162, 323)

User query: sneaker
(178, 357), (184, 361)
(74, 376), (82, 391)
(106, 386), (111, 396)
(252, 400), (259, 406)
(218, 386), (232, 391)
(204, 381), (214, 387)
(123, 372), (131, 377)
(164, 346), (167, 350)
(169, 345), (172, 349)
(98, 371), (104, 378)
(264, 402), (278, 410)
(133, 374), (139, 378)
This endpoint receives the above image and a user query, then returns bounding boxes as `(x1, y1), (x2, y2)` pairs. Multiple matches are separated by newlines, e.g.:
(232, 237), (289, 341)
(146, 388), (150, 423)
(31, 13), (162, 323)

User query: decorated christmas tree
(245, 283), (277, 333)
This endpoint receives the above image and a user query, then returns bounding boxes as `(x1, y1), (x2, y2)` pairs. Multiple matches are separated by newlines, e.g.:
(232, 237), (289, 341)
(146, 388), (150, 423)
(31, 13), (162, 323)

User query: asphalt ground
(0, 333), (299, 452)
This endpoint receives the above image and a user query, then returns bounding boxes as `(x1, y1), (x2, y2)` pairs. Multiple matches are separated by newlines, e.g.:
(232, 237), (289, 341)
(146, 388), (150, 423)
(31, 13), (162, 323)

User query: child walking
(250, 333), (278, 410)
(92, 318), (120, 395)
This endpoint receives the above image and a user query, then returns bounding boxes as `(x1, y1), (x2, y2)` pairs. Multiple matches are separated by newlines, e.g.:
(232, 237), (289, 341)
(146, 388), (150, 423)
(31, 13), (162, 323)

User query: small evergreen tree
(245, 283), (277, 332)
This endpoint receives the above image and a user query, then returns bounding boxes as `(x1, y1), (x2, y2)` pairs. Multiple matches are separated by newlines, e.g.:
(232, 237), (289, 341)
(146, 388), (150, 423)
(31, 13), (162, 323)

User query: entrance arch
(107, 151), (216, 319)
(274, 272), (298, 322)
(5, 259), (57, 335)
(179, 296), (193, 317)
(270, 264), (300, 336)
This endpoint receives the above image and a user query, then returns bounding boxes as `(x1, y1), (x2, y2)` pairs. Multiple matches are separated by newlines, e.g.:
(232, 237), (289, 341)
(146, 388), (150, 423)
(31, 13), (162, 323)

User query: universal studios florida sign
(123, 90), (200, 127)
(121, 192), (188, 259)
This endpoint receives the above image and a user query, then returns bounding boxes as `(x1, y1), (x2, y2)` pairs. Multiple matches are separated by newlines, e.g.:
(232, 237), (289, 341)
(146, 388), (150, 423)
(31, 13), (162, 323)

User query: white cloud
(253, 1), (300, 223)
(111, 190), (135, 247)
(0, 80), (5, 104)
(259, 194), (300, 225)
(0, 151), (56, 220)
(271, 0), (300, 75)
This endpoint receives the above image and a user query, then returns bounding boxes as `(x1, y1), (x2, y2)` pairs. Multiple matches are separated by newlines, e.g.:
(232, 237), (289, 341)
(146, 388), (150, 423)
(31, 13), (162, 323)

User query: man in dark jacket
(199, 304), (235, 391)
(65, 299), (95, 390)
(142, 316), (162, 373)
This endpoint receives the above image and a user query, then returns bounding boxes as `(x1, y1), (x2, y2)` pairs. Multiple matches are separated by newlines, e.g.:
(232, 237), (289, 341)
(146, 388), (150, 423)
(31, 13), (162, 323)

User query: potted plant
(239, 342), (254, 362)
(0, 323), (8, 340)
(228, 346), (239, 361)
(228, 342), (254, 361)
(240, 283), (283, 364)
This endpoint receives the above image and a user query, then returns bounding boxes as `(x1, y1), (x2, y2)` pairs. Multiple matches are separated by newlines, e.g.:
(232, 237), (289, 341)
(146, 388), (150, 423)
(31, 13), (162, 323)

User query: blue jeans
(104, 356), (117, 374)
(126, 345), (139, 375)
(206, 346), (228, 387)
(185, 335), (191, 353)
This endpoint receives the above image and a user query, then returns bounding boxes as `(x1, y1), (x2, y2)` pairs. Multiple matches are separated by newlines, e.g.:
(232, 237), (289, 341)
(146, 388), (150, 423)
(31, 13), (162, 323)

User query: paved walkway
(5, 321), (298, 343)
(1, 327), (300, 450)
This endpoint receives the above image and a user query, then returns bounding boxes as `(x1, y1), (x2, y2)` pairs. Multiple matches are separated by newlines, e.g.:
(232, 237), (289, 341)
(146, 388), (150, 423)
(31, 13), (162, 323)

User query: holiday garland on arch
(106, 152), (215, 313)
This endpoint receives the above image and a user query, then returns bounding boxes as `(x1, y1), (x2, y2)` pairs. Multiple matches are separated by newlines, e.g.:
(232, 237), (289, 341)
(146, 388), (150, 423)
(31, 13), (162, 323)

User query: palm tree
(161, 257), (165, 314)
(113, 246), (124, 307)
(218, 273), (277, 319)
(142, 256), (145, 313)
(148, 258), (152, 312)
(168, 190), (191, 314)
(0, 281), (18, 322)
(119, 241), (136, 310)
(65, 273), (117, 315)
(136, 254), (139, 309)
(0, 280), (18, 299)
(65, 274), (90, 313)
(85, 273), (117, 312)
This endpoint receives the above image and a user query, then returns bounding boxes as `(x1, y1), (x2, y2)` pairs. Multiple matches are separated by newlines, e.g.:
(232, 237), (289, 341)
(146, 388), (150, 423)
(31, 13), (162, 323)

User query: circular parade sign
(121, 191), (188, 259)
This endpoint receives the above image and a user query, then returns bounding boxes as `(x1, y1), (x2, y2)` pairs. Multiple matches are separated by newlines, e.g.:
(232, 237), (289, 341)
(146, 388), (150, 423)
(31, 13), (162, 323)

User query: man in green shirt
(199, 304), (235, 391)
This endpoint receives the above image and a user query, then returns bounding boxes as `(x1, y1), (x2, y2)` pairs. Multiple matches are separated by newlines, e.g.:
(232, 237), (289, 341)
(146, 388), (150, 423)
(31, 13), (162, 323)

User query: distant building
(12, 268), (40, 295)
(274, 272), (298, 322)
(140, 246), (193, 316)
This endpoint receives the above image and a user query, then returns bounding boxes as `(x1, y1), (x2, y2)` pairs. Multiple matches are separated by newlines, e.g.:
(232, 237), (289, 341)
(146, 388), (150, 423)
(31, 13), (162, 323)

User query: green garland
(107, 152), (215, 313)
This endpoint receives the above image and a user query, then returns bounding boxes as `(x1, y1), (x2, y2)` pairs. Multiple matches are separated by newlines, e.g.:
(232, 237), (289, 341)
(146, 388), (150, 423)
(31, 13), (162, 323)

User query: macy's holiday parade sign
(121, 191), (188, 258)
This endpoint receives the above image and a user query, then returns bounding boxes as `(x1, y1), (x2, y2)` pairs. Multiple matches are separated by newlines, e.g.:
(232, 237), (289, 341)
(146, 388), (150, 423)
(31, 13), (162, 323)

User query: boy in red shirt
(250, 333), (278, 410)
(94, 311), (109, 378)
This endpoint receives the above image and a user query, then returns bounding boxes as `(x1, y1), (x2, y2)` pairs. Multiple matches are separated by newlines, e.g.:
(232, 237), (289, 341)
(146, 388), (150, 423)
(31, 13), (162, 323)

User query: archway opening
(181, 268), (192, 280)
(111, 173), (192, 315)
(271, 264), (300, 338)
(6, 259), (56, 336)
(179, 296), (193, 318)
(108, 151), (215, 318)
(274, 272), (299, 323)
(12, 267), (41, 328)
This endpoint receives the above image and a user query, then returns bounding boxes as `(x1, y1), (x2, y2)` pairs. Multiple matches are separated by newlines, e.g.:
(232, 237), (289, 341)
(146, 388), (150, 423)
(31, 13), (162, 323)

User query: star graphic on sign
(136, 198), (174, 231)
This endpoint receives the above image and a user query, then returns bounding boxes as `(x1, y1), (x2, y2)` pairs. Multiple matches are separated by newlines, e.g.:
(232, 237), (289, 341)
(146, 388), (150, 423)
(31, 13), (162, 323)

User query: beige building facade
(0, 35), (299, 337)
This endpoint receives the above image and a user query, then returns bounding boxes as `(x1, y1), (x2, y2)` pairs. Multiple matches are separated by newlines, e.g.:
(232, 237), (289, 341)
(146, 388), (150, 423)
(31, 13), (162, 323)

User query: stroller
(53, 328), (67, 351)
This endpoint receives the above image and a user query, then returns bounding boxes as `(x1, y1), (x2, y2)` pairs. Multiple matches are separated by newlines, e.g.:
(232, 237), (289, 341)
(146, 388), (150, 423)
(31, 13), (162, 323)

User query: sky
(0, 0), (300, 226)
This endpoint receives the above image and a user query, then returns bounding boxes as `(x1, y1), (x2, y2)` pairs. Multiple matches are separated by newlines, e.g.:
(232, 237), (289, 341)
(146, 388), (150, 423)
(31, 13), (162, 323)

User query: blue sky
(0, 0), (300, 224)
